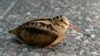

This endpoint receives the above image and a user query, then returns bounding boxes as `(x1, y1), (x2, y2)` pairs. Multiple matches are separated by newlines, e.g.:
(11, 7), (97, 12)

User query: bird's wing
(23, 19), (57, 35)
(20, 20), (58, 46)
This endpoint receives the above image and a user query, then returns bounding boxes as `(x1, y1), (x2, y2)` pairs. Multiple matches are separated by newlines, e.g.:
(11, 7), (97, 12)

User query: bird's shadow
(10, 38), (66, 56)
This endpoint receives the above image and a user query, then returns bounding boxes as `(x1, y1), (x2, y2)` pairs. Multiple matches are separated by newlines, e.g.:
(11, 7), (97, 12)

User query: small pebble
(3, 53), (10, 56)
(25, 12), (32, 15)
(66, 54), (77, 56)
(84, 40), (90, 44)
(80, 49), (85, 55)
(22, 44), (27, 46)
(30, 52), (34, 55)
(55, 53), (66, 56)
(19, 54), (23, 56)
(47, 51), (55, 56)
(71, 30), (77, 34)
(85, 29), (91, 34)
(91, 34), (96, 38)
(0, 16), (3, 19)
(0, 28), (3, 32)
(34, 53), (41, 56)
(23, 48), (28, 51)
(55, 7), (61, 11)
(85, 48), (91, 56)
(75, 36), (82, 40)
(91, 52), (99, 56)
(86, 17), (92, 22)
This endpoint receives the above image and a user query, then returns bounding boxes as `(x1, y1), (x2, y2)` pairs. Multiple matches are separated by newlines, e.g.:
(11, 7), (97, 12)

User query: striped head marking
(53, 15), (70, 26)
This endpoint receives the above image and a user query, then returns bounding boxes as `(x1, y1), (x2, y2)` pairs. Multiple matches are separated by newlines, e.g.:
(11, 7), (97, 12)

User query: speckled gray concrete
(0, 0), (100, 56)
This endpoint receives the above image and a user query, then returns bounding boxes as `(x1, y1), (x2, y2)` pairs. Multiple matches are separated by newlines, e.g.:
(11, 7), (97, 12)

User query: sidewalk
(0, 0), (100, 56)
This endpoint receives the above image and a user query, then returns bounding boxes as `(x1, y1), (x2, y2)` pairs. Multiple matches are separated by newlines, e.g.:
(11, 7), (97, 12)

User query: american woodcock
(8, 15), (89, 48)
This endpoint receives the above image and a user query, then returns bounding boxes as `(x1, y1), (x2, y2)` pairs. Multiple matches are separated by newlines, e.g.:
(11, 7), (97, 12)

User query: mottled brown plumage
(8, 15), (88, 48)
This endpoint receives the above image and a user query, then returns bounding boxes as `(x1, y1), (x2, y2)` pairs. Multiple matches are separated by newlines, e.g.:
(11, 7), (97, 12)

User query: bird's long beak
(68, 23), (86, 34)
(69, 23), (90, 36)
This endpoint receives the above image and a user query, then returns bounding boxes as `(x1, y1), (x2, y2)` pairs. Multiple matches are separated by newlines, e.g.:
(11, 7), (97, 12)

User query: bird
(8, 15), (89, 48)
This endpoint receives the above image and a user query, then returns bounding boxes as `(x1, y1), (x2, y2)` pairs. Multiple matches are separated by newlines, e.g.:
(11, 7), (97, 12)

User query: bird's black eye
(53, 15), (64, 22)
(60, 19), (63, 22)
(53, 16), (59, 20)
(31, 22), (35, 25)
(53, 16), (61, 20)
(55, 16), (59, 19)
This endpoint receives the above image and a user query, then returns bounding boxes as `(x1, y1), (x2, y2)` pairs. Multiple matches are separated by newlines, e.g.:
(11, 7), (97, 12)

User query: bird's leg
(53, 41), (64, 47)
(44, 45), (54, 49)
(43, 45), (55, 56)
(57, 41), (63, 44)
(45, 41), (63, 49)
(58, 42), (63, 45)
